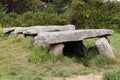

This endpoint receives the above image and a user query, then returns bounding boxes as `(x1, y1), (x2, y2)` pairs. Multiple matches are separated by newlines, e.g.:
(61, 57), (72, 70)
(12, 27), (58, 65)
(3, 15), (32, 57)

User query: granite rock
(96, 38), (115, 58)
(34, 29), (114, 47)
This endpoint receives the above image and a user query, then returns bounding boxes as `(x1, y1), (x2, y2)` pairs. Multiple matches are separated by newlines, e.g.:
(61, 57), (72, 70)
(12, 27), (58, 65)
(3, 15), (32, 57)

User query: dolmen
(3, 25), (115, 58)
(34, 29), (115, 58)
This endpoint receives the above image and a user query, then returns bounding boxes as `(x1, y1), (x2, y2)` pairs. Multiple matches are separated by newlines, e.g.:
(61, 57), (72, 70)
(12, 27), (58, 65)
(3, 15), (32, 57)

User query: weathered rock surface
(34, 29), (114, 47)
(3, 25), (75, 35)
(12, 27), (29, 35)
(95, 38), (115, 58)
(23, 25), (75, 35)
(3, 27), (21, 34)
(49, 43), (65, 56)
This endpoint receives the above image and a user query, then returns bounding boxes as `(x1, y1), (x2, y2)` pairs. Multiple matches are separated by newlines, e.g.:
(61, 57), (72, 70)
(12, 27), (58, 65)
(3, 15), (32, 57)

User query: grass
(0, 34), (87, 80)
(103, 69), (120, 80)
(0, 27), (120, 79)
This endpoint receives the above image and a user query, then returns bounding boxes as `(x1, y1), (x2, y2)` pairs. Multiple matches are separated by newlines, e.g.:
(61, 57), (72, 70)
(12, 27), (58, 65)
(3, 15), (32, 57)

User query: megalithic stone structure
(34, 29), (114, 56)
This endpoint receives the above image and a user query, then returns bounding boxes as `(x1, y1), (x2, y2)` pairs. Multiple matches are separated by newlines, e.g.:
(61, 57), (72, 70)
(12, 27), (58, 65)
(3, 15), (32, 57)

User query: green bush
(28, 44), (76, 63)
(0, 0), (120, 31)
(7, 12), (19, 27)
(23, 39), (71, 63)
(0, 4), (9, 27)
(28, 46), (58, 63)
(69, 0), (120, 30)
(0, 30), (6, 40)
(81, 48), (99, 67)
(103, 69), (120, 80)
(9, 11), (69, 27)
(0, 27), (6, 40)
(23, 39), (34, 50)
(35, 12), (69, 25)
(8, 12), (18, 18)
(82, 47), (115, 67)
(8, 36), (22, 43)
(83, 55), (115, 68)
(88, 55), (115, 68)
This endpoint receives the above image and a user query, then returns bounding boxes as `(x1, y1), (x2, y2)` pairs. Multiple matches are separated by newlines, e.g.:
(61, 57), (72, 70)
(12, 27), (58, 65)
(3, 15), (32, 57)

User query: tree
(0, 0), (28, 14)
(25, 0), (45, 12)
(69, 0), (113, 29)
(0, 0), (46, 13)
(52, 0), (72, 14)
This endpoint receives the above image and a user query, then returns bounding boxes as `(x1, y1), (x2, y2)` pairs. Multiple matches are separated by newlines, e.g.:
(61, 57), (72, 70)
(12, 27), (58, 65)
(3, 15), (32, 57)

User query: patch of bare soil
(45, 74), (102, 80)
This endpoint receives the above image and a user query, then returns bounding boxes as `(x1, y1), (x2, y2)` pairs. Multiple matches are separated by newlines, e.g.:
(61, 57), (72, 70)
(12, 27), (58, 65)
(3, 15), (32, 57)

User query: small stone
(17, 34), (25, 38)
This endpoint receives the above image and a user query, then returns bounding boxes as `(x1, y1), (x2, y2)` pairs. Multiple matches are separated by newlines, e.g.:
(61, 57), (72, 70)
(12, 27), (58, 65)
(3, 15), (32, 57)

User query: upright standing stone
(49, 43), (65, 56)
(95, 38), (115, 58)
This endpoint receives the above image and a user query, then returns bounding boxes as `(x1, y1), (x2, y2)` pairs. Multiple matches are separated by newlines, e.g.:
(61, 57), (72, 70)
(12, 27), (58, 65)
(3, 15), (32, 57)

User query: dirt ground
(45, 74), (102, 80)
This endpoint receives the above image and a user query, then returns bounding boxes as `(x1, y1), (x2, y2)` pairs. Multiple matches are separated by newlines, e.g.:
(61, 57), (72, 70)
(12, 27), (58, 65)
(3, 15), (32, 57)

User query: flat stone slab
(23, 25), (75, 35)
(3, 27), (21, 34)
(3, 25), (75, 35)
(34, 29), (114, 47)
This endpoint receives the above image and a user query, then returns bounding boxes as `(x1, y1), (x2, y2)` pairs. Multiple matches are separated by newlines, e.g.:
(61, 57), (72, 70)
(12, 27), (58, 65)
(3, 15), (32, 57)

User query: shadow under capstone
(63, 41), (87, 57)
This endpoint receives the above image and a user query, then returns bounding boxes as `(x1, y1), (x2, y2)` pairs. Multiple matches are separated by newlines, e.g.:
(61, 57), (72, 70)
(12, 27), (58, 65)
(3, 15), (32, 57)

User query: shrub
(69, 0), (120, 30)
(0, 30), (6, 40)
(8, 36), (22, 43)
(18, 11), (37, 27)
(23, 39), (69, 63)
(81, 49), (98, 67)
(35, 12), (69, 25)
(28, 46), (56, 63)
(82, 47), (115, 67)
(28, 45), (76, 64)
(8, 12), (18, 18)
(6, 12), (19, 27)
(0, 4), (9, 27)
(0, 30), (4, 37)
(10, 11), (69, 27)
(23, 39), (34, 50)
(88, 55), (115, 68)
(0, 27), (7, 40)
(103, 69), (120, 80)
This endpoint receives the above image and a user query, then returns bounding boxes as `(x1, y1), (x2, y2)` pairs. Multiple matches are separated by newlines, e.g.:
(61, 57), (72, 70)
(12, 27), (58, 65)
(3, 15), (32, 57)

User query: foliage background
(0, 0), (120, 31)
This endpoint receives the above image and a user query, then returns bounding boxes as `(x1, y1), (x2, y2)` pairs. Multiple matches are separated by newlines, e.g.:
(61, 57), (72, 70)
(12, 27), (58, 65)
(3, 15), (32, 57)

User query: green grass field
(0, 27), (120, 80)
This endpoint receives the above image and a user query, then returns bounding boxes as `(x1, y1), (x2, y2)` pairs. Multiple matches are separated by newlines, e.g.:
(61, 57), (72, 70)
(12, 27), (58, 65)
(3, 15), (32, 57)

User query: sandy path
(45, 74), (102, 80)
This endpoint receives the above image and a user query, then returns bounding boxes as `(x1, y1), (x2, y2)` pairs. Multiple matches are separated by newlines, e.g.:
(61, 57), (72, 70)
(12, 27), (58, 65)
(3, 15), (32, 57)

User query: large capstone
(3, 25), (75, 36)
(23, 25), (75, 35)
(34, 29), (114, 47)
(95, 38), (115, 58)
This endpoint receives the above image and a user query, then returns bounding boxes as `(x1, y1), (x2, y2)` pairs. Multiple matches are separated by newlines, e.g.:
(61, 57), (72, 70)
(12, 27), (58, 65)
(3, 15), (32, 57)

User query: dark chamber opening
(63, 41), (86, 57)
